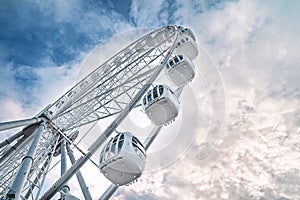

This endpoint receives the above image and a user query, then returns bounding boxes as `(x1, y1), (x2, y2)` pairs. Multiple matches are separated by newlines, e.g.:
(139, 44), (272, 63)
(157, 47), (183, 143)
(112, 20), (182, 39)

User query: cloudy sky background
(0, 0), (300, 199)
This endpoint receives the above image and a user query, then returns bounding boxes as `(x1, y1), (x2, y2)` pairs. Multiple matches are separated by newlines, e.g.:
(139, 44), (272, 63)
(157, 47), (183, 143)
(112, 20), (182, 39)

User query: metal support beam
(0, 135), (30, 165)
(61, 139), (70, 195)
(143, 126), (163, 151)
(6, 121), (46, 199)
(66, 143), (93, 200)
(0, 123), (40, 166)
(39, 51), (172, 200)
(0, 131), (24, 149)
(24, 155), (51, 199)
(35, 153), (54, 200)
(99, 184), (118, 200)
(0, 117), (41, 132)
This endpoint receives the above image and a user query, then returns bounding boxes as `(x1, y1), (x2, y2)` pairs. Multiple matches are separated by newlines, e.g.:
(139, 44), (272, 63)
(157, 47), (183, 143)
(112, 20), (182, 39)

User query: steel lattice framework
(0, 124), (59, 199)
(50, 27), (174, 131)
(0, 25), (190, 200)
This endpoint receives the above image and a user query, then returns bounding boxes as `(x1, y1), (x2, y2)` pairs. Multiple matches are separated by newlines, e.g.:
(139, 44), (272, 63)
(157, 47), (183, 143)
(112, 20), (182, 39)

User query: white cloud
(0, 65), (26, 121)
(33, 63), (79, 108)
(130, 0), (169, 27)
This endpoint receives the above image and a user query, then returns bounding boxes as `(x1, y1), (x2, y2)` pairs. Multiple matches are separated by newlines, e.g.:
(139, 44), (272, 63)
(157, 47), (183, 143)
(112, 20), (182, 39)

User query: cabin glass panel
(132, 137), (146, 156)
(153, 87), (158, 99)
(159, 85), (163, 95)
(147, 93), (152, 103)
(118, 134), (124, 153)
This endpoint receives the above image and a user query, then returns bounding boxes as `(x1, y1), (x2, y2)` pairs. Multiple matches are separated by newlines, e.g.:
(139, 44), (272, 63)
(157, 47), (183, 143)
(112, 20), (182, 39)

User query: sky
(0, 0), (300, 199)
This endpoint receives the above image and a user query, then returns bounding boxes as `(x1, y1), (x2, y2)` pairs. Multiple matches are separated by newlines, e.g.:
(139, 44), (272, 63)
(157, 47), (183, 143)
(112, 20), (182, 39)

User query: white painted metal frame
(0, 25), (185, 199)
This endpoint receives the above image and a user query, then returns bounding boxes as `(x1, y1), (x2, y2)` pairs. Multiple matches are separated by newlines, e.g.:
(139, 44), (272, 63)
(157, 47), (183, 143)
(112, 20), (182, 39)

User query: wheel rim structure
(0, 25), (192, 199)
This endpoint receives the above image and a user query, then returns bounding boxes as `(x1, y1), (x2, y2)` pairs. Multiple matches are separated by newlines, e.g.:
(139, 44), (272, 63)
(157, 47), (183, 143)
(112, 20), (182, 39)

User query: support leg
(6, 121), (46, 199)
(61, 139), (70, 197)
(0, 117), (41, 132)
(66, 143), (93, 200)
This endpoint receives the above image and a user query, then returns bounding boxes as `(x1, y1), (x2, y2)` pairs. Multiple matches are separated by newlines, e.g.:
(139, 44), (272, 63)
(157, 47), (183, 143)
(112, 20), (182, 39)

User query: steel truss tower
(0, 25), (195, 199)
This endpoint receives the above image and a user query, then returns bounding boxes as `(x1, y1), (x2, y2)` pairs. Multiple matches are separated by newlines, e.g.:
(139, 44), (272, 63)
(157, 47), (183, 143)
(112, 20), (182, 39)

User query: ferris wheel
(0, 25), (199, 200)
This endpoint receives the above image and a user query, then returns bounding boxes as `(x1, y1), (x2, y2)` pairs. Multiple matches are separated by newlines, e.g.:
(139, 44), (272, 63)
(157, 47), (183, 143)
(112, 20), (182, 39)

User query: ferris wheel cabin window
(132, 137), (146, 156)
(159, 85), (164, 95)
(153, 87), (158, 99)
(147, 93), (152, 103)
(117, 134), (124, 153)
